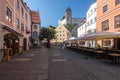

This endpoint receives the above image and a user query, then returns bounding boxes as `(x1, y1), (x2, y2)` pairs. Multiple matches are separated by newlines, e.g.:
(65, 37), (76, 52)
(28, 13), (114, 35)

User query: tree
(61, 15), (65, 20)
(39, 27), (56, 40)
(65, 23), (77, 32)
(48, 27), (56, 39)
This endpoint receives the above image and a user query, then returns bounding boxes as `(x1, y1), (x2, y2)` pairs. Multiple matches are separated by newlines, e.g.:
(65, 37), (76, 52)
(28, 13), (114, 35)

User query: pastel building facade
(96, 0), (120, 49)
(86, 2), (96, 34)
(86, 2), (97, 48)
(0, 0), (31, 53)
(77, 19), (86, 37)
(57, 7), (83, 42)
(55, 24), (71, 43)
(58, 7), (83, 26)
(77, 19), (86, 47)
(31, 11), (41, 46)
(0, 0), (39, 61)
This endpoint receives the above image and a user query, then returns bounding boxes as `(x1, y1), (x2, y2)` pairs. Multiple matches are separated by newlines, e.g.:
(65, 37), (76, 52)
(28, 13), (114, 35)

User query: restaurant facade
(96, 0), (120, 50)
(0, 0), (31, 61)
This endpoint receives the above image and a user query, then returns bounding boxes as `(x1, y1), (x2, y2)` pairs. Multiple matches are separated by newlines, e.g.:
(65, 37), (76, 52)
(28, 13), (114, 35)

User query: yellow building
(54, 24), (71, 43)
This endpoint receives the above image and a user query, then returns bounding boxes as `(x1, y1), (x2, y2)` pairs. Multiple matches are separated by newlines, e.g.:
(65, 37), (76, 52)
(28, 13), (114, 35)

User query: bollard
(4, 48), (11, 61)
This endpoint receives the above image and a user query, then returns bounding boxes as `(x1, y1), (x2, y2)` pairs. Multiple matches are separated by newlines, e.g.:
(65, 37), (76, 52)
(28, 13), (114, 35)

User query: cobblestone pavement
(0, 47), (48, 80)
(48, 46), (120, 80)
(0, 46), (120, 80)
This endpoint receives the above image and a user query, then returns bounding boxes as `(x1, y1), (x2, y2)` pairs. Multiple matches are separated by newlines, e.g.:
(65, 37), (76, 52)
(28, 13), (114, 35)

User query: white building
(86, 2), (97, 48)
(86, 2), (96, 34)
(77, 19), (86, 37)
(58, 7), (84, 37)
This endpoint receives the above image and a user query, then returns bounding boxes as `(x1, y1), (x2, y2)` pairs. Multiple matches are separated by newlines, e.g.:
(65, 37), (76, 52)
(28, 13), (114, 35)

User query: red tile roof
(31, 11), (40, 24)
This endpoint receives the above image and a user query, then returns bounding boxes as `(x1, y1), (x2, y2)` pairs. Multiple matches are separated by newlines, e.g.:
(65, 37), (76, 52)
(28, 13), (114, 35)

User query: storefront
(4, 33), (19, 55)
(2, 25), (24, 55)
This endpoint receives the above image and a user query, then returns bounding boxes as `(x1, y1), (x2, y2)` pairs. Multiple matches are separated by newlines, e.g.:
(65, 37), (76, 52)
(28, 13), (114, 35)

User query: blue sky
(24, 0), (96, 27)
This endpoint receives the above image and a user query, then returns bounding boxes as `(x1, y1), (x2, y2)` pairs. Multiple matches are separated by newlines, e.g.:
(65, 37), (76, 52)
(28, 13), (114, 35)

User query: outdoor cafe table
(107, 53), (120, 63)
(92, 50), (105, 59)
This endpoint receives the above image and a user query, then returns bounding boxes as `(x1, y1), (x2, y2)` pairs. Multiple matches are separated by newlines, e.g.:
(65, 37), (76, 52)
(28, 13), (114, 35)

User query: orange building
(96, 0), (120, 49)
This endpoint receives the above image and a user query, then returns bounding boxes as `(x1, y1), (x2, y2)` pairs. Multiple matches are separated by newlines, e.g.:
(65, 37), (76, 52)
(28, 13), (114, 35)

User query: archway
(4, 33), (19, 55)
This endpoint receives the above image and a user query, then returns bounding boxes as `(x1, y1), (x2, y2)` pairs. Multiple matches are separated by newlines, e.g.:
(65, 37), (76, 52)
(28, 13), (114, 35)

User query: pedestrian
(62, 43), (65, 49)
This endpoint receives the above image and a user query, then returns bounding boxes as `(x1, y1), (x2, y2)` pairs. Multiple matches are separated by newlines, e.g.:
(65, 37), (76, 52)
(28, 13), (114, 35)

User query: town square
(0, 0), (120, 80)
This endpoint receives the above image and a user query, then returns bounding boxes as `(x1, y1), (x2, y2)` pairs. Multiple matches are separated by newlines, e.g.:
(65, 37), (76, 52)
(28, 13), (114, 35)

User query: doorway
(4, 33), (19, 55)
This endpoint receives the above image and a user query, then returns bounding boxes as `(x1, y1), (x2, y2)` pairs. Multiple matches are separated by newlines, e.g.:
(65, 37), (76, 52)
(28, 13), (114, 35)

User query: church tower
(65, 7), (72, 24)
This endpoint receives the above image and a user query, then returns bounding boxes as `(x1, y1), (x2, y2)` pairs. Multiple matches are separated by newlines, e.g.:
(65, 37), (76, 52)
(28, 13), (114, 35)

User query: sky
(24, 0), (96, 27)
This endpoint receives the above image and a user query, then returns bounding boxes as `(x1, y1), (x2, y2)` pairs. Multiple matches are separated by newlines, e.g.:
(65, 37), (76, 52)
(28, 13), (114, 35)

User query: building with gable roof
(31, 10), (41, 47)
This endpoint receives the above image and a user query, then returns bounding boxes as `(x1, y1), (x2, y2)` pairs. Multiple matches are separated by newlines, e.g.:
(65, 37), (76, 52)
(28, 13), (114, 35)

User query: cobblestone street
(0, 46), (120, 80)
(48, 46), (120, 80)
(0, 47), (48, 80)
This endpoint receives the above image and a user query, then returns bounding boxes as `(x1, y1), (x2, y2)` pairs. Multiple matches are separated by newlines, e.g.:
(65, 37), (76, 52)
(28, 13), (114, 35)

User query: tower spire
(65, 7), (72, 24)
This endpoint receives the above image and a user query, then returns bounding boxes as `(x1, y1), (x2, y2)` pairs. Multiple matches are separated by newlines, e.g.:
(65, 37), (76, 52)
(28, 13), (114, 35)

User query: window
(25, 13), (27, 20)
(114, 14), (120, 28)
(16, 0), (20, 10)
(21, 23), (24, 31)
(87, 22), (89, 26)
(93, 29), (96, 33)
(90, 9), (93, 15)
(101, 19), (109, 31)
(16, 18), (20, 28)
(6, 7), (12, 22)
(94, 17), (96, 22)
(33, 31), (38, 38)
(34, 24), (37, 29)
(115, 0), (120, 5)
(67, 16), (69, 21)
(90, 19), (93, 25)
(87, 30), (92, 34)
(103, 5), (108, 13)
(21, 7), (24, 16)
(94, 8), (96, 12)
(102, 39), (111, 46)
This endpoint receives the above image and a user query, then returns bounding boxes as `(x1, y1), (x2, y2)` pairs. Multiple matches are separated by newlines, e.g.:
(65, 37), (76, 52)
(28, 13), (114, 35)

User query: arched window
(33, 31), (38, 38)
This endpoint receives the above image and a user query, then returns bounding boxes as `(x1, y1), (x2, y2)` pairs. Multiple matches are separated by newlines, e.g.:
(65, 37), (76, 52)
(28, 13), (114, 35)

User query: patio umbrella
(79, 31), (120, 40)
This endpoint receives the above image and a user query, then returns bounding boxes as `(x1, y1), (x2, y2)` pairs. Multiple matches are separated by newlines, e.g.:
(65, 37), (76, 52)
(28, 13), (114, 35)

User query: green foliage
(65, 23), (77, 32)
(61, 15), (65, 20)
(39, 27), (56, 40)
(48, 25), (56, 29)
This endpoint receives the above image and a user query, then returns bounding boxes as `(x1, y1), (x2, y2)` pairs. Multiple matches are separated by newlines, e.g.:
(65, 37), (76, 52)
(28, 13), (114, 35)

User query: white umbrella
(79, 31), (120, 40)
